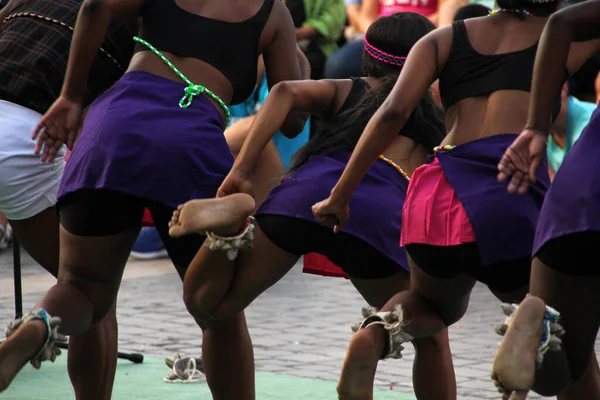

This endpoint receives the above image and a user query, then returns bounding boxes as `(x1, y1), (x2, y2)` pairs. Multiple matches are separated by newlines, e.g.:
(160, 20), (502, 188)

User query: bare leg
(171, 195), (302, 400)
(337, 259), (475, 400)
(9, 208), (118, 400)
(225, 121), (284, 210)
(201, 314), (255, 400)
(0, 226), (137, 394)
(351, 273), (457, 400)
(492, 258), (600, 399)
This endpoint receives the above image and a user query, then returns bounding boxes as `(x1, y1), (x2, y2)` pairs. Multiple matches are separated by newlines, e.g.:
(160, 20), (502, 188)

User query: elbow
(280, 111), (309, 138)
(81, 0), (104, 14)
(379, 101), (410, 127)
(546, 12), (570, 37)
(271, 82), (308, 138)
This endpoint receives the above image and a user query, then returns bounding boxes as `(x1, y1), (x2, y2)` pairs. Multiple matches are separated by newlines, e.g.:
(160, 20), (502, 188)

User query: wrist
(524, 123), (551, 137)
(60, 90), (84, 105)
(329, 185), (351, 205)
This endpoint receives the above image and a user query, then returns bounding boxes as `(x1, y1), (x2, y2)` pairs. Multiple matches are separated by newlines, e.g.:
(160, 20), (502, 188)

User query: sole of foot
(337, 328), (384, 400)
(169, 194), (255, 238)
(492, 296), (547, 400)
(0, 320), (46, 391)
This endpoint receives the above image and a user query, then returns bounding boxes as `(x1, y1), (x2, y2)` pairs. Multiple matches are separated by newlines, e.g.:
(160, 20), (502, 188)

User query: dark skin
(494, 2), (600, 398)
(311, 10), (600, 400)
(0, 2), (120, 399)
(1, 1), (307, 399)
(33, 0), (307, 161)
(168, 77), (455, 400)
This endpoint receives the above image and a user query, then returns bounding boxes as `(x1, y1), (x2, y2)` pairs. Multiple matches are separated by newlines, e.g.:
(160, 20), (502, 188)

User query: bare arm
(263, 2), (308, 136)
(526, 1), (600, 134)
(61, 0), (145, 103)
(329, 34), (440, 203)
(233, 80), (339, 176)
(296, 45), (311, 79)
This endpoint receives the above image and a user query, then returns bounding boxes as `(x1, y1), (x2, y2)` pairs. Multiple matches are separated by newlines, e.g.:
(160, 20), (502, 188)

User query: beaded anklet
(133, 37), (231, 126)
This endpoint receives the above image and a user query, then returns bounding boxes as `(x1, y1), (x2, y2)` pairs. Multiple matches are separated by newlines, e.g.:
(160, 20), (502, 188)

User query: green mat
(5, 353), (415, 399)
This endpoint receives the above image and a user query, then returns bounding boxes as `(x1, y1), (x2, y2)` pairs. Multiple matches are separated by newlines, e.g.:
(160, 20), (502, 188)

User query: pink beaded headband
(364, 37), (406, 68)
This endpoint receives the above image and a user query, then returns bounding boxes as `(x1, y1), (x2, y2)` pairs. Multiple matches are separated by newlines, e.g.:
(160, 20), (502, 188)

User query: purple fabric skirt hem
(59, 71), (233, 208)
(436, 134), (550, 266)
(533, 105), (600, 255)
(256, 151), (409, 271)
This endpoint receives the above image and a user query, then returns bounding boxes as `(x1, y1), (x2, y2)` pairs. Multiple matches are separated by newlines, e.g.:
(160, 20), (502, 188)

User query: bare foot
(169, 194), (255, 238)
(492, 296), (547, 400)
(0, 320), (46, 391)
(337, 327), (386, 400)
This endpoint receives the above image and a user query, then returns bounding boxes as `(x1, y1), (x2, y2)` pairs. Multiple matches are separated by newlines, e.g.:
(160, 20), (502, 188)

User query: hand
(312, 196), (350, 233)
(497, 129), (548, 194)
(217, 170), (254, 198)
(32, 96), (82, 162)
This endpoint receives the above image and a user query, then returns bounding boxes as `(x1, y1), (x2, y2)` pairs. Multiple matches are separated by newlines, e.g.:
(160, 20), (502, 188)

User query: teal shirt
(469, 0), (495, 9)
(547, 96), (596, 172)
(229, 76), (310, 170)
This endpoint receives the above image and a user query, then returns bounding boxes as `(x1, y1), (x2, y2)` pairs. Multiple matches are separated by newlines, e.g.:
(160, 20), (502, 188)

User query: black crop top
(134, 0), (274, 105)
(326, 78), (443, 153)
(439, 20), (562, 120)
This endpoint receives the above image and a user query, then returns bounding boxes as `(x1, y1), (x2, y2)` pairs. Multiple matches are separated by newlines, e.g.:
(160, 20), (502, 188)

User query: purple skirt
(59, 71), (233, 208)
(255, 151), (409, 270)
(436, 134), (550, 265)
(534, 105), (600, 255)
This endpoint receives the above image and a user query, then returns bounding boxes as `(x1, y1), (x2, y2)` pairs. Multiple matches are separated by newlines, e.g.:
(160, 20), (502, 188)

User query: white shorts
(0, 100), (65, 221)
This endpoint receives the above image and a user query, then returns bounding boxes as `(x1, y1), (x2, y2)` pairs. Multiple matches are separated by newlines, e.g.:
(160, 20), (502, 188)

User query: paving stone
(1, 250), (599, 399)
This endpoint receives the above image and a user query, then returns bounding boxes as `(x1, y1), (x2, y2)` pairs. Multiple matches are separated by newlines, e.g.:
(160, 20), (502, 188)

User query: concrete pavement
(1, 247), (598, 399)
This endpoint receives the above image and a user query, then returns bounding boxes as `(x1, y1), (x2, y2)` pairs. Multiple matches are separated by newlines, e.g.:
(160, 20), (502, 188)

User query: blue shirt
(547, 96), (596, 172)
(229, 75), (310, 170)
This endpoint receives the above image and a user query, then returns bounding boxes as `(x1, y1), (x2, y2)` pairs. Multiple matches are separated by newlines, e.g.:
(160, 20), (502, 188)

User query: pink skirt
(401, 158), (475, 246)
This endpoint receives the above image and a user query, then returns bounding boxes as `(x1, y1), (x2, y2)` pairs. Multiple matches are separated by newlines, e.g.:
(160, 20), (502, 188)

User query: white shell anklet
(494, 302), (564, 368)
(5, 309), (65, 369)
(351, 305), (413, 359)
(204, 217), (255, 261)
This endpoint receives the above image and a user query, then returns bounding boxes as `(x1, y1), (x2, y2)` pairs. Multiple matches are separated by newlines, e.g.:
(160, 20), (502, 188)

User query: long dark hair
(289, 12), (444, 173)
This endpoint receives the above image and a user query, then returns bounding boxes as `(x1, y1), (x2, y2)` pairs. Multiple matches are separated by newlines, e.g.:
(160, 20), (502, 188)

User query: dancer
(0, 1), (137, 398)
(493, 1), (600, 398)
(0, 0), (306, 399)
(169, 12), (457, 400)
(310, 1), (575, 398)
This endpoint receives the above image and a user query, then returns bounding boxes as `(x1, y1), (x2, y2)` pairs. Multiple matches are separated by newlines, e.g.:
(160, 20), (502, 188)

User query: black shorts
(405, 243), (530, 293)
(536, 231), (600, 277)
(57, 189), (205, 274)
(255, 214), (404, 279)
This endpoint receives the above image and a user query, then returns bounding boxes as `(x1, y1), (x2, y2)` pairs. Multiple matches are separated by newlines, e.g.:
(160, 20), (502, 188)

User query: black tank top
(439, 20), (562, 120)
(325, 78), (443, 153)
(134, 0), (274, 105)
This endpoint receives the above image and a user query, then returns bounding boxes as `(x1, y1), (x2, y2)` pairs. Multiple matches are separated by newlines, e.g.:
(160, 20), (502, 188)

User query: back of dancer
(0, 0), (306, 398)
(494, 1), (600, 398)
(0, 1), (137, 398)
(311, 1), (577, 399)
(168, 12), (457, 400)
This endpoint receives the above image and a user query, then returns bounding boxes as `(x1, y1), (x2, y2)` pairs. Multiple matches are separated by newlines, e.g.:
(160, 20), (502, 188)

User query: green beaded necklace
(133, 36), (231, 126)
